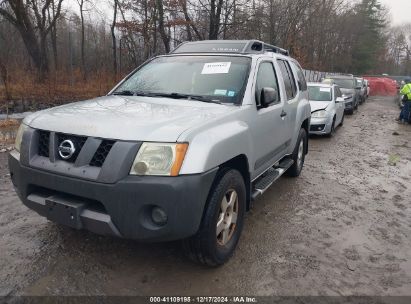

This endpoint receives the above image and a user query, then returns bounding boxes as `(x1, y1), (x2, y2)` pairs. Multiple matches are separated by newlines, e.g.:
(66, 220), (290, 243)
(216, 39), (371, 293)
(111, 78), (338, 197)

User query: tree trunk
(79, 0), (87, 80)
(111, 0), (118, 80)
(156, 0), (170, 53)
(209, 0), (224, 39)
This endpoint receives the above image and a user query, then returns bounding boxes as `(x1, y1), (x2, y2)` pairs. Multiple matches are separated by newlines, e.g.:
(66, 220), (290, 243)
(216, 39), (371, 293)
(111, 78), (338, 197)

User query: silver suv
(9, 40), (311, 266)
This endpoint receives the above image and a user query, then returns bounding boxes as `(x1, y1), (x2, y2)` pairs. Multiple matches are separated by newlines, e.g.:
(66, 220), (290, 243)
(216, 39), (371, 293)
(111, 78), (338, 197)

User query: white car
(308, 83), (345, 136)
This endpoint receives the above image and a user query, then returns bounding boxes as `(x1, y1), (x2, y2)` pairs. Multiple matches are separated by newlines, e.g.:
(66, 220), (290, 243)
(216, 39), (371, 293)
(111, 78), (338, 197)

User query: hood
(309, 100), (330, 112)
(24, 96), (236, 142)
(340, 88), (355, 96)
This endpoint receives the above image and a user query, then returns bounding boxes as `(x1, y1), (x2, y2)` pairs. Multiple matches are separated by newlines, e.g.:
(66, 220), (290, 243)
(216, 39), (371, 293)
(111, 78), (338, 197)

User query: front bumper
(9, 151), (217, 242)
(344, 99), (354, 111)
(309, 116), (333, 135)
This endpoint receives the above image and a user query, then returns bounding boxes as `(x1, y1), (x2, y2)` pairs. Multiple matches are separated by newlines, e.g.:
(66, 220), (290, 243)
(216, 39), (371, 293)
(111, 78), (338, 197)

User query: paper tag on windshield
(202, 62), (231, 74)
(320, 88), (331, 92)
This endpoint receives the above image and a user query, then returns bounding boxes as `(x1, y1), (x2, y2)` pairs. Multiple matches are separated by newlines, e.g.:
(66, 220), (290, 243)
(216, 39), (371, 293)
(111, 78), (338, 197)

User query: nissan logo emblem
(58, 140), (76, 160)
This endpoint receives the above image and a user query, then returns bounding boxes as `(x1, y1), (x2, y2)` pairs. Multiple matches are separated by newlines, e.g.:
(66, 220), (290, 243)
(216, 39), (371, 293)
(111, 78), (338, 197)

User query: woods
(0, 0), (406, 112)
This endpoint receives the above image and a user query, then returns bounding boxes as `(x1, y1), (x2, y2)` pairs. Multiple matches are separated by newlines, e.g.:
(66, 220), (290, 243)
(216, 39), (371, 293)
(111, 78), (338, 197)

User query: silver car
(9, 40), (311, 266)
(308, 83), (345, 136)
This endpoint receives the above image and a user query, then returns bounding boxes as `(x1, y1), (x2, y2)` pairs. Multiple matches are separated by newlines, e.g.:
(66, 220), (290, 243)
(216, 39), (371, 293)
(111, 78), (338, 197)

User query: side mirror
(260, 87), (278, 108)
(336, 97), (344, 103)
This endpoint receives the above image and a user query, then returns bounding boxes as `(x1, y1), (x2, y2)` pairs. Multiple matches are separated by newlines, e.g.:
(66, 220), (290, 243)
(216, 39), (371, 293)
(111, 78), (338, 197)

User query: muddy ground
(0, 96), (410, 297)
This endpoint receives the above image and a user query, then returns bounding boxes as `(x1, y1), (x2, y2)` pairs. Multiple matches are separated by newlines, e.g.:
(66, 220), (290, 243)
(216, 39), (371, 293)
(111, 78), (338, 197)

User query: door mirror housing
(260, 87), (278, 108)
(336, 97), (344, 103)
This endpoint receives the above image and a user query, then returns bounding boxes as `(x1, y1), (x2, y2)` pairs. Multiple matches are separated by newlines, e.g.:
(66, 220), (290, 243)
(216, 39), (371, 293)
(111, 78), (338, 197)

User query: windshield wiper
(147, 92), (223, 105)
(112, 90), (135, 96)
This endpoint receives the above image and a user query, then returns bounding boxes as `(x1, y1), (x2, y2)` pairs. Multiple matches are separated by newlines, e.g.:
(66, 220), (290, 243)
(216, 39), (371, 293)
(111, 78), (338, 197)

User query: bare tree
(0, 0), (64, 81)
(111, 0), (118, 80)
(156, 0), (170, 52)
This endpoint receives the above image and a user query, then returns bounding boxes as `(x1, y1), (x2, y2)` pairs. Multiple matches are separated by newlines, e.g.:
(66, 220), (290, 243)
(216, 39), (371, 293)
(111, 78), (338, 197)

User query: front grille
(38, 131), (50, 157)
(90, 140), (115, 167)
(310, 124), (326, 132)
(57, 133), (87, 163)
(36, 130), (115, 167)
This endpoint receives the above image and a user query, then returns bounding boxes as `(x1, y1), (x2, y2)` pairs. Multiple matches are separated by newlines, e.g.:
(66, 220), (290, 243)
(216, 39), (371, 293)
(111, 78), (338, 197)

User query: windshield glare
(308, 86), (332, 102)
(113, 56), (251, 104)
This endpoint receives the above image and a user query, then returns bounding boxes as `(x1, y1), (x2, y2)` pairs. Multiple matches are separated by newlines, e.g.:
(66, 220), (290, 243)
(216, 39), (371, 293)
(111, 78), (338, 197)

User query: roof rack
(171, 40), (289, 56)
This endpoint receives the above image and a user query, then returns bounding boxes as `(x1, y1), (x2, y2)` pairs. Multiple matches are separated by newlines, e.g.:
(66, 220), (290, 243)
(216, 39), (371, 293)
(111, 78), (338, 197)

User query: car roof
(308, 82), (334, 88)
(171, 40), (290, 56)
(326, 75), (354, 79)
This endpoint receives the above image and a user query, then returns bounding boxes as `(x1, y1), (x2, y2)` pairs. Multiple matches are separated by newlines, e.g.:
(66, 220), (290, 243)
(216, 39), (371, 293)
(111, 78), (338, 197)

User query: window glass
(113, 56), (251, 104)
(336, 87), (342, 97)
(255, 62), (280, 105)
(278, 60), (297, 100)
(308, 86), (332, 102)
(291, 61), (307, 91)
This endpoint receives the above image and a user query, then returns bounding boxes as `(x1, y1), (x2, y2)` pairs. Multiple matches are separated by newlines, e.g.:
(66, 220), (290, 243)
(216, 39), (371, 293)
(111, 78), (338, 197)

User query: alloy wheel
(216, 189), (239, 246)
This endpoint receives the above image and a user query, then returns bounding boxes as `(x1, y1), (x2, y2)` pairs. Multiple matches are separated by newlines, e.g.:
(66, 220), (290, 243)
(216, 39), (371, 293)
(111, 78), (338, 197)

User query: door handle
(280, 111), (287, 118)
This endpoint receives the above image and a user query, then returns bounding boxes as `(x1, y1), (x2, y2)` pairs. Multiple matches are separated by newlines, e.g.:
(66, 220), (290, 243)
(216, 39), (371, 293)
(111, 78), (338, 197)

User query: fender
(179, 120), (253, 175)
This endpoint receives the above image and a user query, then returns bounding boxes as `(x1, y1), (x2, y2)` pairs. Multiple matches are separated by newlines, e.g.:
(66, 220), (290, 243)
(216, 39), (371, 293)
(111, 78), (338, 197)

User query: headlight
(130, 143), (189, 176)
(311, 110), (327, 118)
(15, 124), (28, 152)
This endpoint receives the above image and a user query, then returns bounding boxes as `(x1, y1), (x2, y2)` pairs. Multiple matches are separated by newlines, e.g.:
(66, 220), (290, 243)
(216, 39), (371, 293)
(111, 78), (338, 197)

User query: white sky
(65, 0), (411, 27)
(379, 0), (411, 26)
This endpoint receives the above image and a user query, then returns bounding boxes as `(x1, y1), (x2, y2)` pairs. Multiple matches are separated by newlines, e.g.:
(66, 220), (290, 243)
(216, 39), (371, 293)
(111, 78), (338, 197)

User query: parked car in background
(364, 79), (370, 98)
(355, 77), (367, 104)
(308, 83), (345, 136)
(9, 40), (311, 266)
(322, 75), (359, 114)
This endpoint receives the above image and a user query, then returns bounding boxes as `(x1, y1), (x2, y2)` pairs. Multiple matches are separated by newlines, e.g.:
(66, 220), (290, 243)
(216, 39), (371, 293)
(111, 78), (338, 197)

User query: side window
(291, 62), (307, 91)
(255, 62), (280, 105)
(336, 87), (342, 98)
(278, 60), (297, 100)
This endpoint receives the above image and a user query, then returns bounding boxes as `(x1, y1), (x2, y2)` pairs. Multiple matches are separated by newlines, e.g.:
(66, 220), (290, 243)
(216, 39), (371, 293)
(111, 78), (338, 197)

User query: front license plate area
(46, 198), (85, 229)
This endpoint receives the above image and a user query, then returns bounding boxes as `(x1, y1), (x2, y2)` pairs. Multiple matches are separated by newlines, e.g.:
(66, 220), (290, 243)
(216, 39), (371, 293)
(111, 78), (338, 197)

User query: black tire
(327, 118), (336, 138)
(347, 109), (354, 115)
(183, 168), (246, 266)
(286, 128), (307, 177)
(340, 114), (345, 126)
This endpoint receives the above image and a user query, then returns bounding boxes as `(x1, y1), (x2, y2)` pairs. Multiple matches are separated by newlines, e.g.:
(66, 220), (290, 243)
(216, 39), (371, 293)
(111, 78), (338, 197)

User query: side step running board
(251, 158), (294, 201)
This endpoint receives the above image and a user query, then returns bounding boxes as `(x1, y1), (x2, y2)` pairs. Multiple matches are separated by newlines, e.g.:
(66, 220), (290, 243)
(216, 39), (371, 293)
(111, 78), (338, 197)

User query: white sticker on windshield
(202, 62), (231, 74)
(320, 88), (331, 93)
(214, 89), (227, 96)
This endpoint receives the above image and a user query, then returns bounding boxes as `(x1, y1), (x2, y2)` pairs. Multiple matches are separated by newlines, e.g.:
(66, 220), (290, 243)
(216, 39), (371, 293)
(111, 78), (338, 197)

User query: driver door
(251, 60), (289, 179)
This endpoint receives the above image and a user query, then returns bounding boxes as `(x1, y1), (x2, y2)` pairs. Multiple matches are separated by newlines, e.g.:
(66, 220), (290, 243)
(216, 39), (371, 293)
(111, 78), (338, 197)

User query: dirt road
(0, 96), (410, 297)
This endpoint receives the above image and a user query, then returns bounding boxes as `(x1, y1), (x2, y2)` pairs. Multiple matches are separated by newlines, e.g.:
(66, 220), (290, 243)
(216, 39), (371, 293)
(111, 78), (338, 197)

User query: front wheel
(183, 169), (246, 266)
(327, 118), (336, 138)
(286, 128), (307, 177)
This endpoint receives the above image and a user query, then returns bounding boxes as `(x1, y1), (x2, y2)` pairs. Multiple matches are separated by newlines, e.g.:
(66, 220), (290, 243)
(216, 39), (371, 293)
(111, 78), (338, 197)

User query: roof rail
(325, 72), (354, 78)
(171, 40), (289, 56)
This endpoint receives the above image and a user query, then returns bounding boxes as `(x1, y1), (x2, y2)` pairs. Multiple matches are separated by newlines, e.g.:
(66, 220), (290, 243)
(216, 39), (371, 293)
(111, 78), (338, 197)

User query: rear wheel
(183, 169), (246, 266)
(286, 128), (307, 177)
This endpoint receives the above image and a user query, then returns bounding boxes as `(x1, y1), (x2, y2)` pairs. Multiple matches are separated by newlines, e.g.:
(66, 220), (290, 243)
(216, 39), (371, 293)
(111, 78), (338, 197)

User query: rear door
(277, 59), (300, 145)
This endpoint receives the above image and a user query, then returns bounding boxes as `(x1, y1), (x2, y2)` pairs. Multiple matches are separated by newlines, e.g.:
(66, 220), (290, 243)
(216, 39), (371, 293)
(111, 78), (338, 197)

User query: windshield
(330, 78), (355, 89)
(113, 56), (251, 104)
(308, 86), (332, 102)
